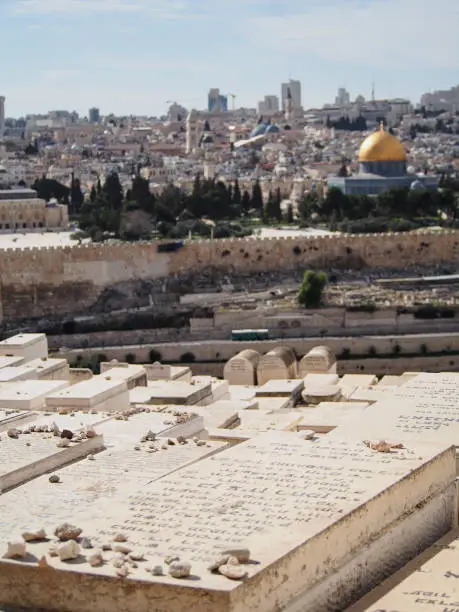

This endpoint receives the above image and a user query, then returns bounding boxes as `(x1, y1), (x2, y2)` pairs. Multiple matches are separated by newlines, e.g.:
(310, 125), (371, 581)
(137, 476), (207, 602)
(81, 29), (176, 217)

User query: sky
(1, 0), (458, 117)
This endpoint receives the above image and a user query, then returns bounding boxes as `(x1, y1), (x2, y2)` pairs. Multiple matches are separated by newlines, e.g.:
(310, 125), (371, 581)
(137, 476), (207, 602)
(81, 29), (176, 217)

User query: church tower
(186, 109), (199, 154)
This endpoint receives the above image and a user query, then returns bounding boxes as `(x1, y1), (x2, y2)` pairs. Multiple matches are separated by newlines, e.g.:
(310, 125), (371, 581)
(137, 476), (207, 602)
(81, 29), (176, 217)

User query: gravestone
(130, 381), (212, 406)
(0, 380), (70, 411)
(0, 440), (227, 543)
(257, 347), (297, 386)
(1, 434), (455, 612)
(330, 372), (459, 472)
(0, 410), (35, 432)
(297, 402), (370, 433)
(145, 363), (192, 382)
(255, 379), (304, 401)
(223, 350), (261, 386)
(0, 432), (104, 493)
(46, 376), (129, 413)
(299, 346), (337, 377)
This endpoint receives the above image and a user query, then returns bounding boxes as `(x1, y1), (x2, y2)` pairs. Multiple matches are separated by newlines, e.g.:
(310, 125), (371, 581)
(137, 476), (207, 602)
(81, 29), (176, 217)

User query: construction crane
(226, 93), (237, 111)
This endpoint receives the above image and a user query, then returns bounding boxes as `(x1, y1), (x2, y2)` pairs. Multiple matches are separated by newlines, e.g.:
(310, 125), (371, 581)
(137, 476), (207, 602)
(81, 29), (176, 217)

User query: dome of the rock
(358, 124), (406, 162)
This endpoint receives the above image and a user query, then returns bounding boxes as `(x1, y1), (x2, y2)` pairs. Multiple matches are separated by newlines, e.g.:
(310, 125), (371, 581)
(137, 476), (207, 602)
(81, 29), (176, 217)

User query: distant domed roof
(359, 124), (406, 162)
(250, 123), (269, 138)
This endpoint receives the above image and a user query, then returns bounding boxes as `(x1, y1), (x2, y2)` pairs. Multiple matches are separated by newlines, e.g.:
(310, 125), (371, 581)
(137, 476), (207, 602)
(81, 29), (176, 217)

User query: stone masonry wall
(1, 230), (459, 321)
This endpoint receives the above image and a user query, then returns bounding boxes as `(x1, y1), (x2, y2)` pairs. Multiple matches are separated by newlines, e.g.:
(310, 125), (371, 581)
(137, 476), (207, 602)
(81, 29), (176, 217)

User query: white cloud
(245, 0), (459, 69)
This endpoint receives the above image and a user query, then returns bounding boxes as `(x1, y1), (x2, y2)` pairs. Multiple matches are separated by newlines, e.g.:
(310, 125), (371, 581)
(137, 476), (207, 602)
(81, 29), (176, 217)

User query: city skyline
(1, 0), (458, 117)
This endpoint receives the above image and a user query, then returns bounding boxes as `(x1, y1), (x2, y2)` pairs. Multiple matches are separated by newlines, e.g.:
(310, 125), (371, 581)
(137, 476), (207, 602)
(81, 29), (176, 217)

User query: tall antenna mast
(371, 81), (375, 102)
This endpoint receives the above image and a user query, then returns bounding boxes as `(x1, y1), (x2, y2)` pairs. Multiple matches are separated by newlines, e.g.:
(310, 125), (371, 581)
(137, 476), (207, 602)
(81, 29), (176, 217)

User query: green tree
(103, 172), (124, 211)
(241, 190), (251, 215)
(233, 179), (242, 205)
(251, 180), (263, 212)
(322, 187), (348, 220)
(264, 190), (276, 221)
(298, 270), (327, 308)
(70, 173), (84, 215)
(298, 192), (321, 221)
(31, 178), (70, 203)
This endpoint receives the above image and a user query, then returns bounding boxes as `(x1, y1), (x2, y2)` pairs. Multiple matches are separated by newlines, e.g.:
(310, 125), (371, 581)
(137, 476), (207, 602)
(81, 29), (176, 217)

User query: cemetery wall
(1, 229), (459, 320)
(61, 332), (459, 364)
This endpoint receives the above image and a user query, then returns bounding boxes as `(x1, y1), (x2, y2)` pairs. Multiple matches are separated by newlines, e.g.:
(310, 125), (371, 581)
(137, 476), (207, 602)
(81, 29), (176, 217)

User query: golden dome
(358, 123), (406, 162)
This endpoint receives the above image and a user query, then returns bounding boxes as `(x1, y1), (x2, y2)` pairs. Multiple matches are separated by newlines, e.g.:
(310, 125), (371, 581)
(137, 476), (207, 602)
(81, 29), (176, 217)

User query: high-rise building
(258, 95), (280, 116)
(88, 107), (101, 123)
(207, 89), (228, 113)
(335, 87), (351, 107)
(0, 96), (5, 139)
(281, 80), (301, 111)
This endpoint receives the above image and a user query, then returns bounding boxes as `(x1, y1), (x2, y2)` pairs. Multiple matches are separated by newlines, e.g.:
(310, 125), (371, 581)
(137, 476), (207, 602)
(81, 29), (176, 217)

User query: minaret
(186, 109), (198, 154)
(285, 88), (293, 122)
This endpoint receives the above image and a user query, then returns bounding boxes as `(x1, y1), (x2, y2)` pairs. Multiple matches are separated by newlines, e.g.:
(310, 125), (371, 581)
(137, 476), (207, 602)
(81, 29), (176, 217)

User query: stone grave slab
(131, 381), (212, 406)
(303, 373), (339, 387)
(228, 385), (257, 401)
(340, 374), (378, 389)
(93, 410), (204, 448)
(256, 396), (292, 411)
(192, 377), (230, 404)
(0, 367), (37, 383)
(176, 404), (240, 430)
(0, 439), (228, 544)
(255, 379), (304, 401)
(1, 434), (455, 612)
(346, 529), (459, 612)
(348, 387), (398, 404)
(0, 431), (104, 493)
(235, 411), (304, 436)
(207, 398), (259, 411)
(0, 410), (35, 432)
(297, 402), (370, 433)
(46, 376), (129, 413)
(26, 411), (112, 432)
(302, 384), (342, 405)
(0, 380), (70, 411)
(0, 356), (24, 369)
(330, 373), (459, 472)
(145, 363), (192, 382)
(375, 375), (406, 388)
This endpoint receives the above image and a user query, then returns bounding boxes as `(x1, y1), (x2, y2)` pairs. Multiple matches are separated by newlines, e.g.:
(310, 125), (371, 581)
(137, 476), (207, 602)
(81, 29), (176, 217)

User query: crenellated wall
(1, 230), (459, 322)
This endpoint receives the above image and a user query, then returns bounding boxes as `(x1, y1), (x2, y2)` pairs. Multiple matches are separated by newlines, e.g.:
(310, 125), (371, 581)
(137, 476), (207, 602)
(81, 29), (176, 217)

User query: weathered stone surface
(0, 433), (454, 612)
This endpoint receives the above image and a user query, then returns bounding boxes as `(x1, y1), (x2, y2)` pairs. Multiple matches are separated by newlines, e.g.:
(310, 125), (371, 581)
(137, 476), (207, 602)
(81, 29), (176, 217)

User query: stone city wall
(1, 230), (459, 321)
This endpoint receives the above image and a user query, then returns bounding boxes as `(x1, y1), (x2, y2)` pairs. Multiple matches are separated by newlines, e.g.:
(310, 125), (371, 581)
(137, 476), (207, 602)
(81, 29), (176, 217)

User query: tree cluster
(326, 115), (368, 131)
(77, 173), (277, 242)
(299, 186), (458, 233)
